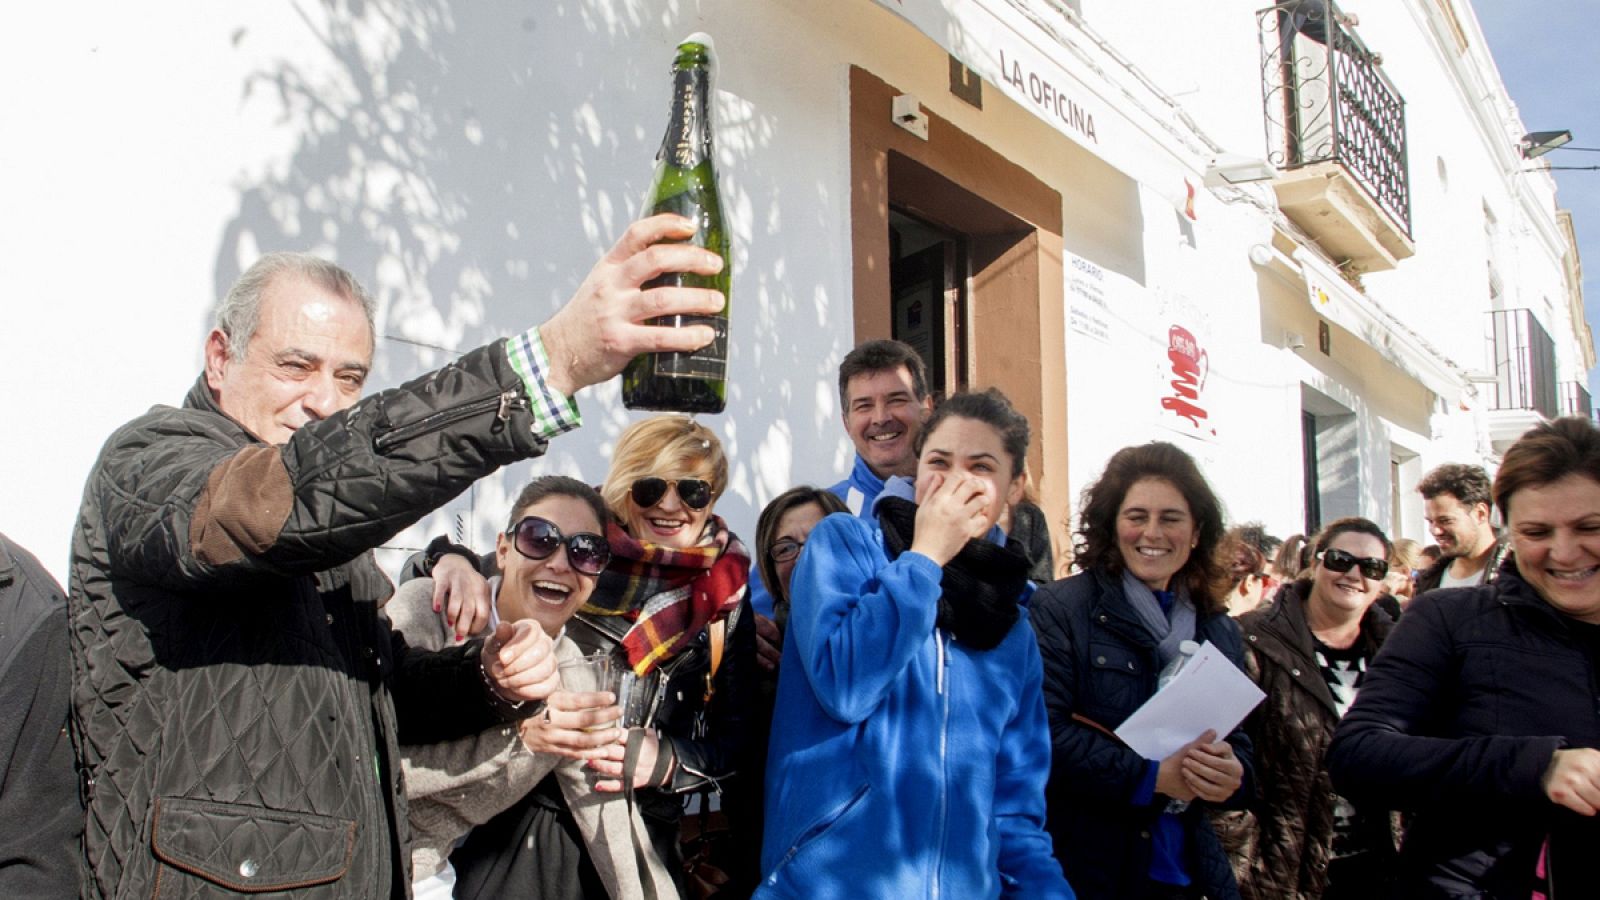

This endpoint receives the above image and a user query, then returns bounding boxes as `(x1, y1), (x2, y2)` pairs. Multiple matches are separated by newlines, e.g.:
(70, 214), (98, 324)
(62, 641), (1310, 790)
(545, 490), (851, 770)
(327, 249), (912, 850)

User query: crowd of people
(1, 224), (1598, 899)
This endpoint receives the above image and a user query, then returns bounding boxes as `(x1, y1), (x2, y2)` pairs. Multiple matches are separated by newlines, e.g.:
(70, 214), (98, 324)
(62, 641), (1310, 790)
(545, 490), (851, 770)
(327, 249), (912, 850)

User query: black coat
(1031, 569), (1255, 900)
(1412, 534), (1510, 595)
(1218, 581), (1397, 900)
(0, 534), (80, 898)
(1326, 561), (1600, 898)
(69, 342), (549, 898)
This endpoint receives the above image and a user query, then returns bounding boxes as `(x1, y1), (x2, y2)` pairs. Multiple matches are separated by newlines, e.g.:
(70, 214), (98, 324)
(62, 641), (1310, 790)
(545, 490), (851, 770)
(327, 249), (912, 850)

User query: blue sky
(1475, 1), (1600, 398)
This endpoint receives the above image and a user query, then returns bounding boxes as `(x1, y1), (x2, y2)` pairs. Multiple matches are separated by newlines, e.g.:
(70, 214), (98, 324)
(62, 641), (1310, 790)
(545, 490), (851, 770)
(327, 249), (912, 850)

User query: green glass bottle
(622, 33), (730, 414)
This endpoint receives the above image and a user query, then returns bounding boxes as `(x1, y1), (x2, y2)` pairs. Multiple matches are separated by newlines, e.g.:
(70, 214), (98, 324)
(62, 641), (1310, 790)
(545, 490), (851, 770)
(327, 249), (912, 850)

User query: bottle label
(660, 68), (710, 168)
(648, 313), (728, 379)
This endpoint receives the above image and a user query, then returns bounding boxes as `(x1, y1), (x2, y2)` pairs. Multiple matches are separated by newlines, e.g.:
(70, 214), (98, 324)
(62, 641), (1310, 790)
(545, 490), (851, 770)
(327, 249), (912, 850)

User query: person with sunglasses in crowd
(390, 475), (678, 900)
(1216, 518), (1399, 900)
(452, 415), (755, 899)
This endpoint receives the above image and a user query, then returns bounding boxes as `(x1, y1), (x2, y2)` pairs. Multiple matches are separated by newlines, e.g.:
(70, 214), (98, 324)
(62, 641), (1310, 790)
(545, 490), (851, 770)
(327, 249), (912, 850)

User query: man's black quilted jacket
(69, 341), (547, 898)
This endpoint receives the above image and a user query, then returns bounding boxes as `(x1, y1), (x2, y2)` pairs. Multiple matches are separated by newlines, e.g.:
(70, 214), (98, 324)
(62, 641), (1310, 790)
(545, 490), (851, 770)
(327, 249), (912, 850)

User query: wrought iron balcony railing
(1487, 309), (1558, 419)
(1560, 381), (1593, 420)
(1258, 0), (1411, 236)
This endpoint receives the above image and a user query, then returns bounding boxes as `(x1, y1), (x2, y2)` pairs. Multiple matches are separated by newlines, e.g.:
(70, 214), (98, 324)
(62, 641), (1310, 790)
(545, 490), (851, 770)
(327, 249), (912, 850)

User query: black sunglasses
(769, 537), (804, 564)
(630, 477), (713, 511)
(506, 516), (611, 576)
(1320, 547), (1388, 580)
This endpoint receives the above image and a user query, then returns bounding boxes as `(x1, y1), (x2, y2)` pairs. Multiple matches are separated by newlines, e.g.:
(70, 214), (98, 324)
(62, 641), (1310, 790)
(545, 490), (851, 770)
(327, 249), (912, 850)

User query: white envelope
(1113, 640), (1265, 759)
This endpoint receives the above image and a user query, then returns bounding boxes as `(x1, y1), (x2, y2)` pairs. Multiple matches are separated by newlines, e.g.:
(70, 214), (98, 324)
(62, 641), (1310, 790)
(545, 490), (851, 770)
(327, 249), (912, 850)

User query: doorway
(890, 209), (968, 399)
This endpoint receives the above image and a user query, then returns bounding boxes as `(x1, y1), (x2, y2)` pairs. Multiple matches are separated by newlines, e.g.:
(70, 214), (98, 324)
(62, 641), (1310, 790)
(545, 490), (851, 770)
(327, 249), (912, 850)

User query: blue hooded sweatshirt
(827, 453), (887, 517)
(757, 507), (1074, 899)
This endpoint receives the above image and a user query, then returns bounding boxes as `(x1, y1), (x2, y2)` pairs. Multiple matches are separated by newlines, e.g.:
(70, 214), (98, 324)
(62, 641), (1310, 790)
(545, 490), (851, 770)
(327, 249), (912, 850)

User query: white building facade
(3, 0), (1590, 575)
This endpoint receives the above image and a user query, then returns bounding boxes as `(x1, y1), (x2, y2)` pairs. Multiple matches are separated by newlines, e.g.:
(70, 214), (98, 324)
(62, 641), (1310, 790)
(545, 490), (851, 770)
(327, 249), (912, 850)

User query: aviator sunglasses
(506, 516), (611, 576)
(630, 477), (713, 511)
(1319, 547), (1389, 580)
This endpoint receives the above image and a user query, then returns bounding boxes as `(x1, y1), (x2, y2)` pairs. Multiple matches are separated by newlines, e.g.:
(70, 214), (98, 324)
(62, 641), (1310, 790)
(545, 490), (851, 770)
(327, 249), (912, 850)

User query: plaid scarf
(581, 515), (750, 675)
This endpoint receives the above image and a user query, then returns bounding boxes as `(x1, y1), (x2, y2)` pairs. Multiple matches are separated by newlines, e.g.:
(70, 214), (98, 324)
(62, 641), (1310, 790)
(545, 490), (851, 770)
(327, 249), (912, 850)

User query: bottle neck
(658, 65), (713, 168)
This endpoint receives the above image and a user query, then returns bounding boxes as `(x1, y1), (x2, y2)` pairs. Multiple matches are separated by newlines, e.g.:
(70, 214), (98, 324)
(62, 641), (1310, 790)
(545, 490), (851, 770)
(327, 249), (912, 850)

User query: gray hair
(216, 252), (377, 359)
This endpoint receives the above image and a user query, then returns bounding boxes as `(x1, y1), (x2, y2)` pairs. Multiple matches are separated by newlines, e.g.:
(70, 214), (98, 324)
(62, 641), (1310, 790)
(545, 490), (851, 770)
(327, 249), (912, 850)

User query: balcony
(1258, 0), (1414, 272)
(1560, 381), (1593, 420)
(1485, 309), (1559, 450)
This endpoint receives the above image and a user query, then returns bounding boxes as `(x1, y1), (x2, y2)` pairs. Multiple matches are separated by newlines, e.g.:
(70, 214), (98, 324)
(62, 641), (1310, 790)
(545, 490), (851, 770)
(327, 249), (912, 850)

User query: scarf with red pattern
(580, 515), (749, 675)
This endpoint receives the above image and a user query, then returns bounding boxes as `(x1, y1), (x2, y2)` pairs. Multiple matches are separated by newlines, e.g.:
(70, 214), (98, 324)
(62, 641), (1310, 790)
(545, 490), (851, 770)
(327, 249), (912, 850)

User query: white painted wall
(3, 0), (1586, 582)
(3, 0), (871, 579)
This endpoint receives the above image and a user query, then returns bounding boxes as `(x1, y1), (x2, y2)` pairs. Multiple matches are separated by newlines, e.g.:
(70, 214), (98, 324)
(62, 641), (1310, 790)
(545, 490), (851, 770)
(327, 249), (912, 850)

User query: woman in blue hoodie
(757, 388), (1074, 899)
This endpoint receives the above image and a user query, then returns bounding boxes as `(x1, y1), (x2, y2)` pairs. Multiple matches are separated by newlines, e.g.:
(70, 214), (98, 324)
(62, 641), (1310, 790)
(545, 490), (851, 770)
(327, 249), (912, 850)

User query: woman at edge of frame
(1327, 416), (1600, 899)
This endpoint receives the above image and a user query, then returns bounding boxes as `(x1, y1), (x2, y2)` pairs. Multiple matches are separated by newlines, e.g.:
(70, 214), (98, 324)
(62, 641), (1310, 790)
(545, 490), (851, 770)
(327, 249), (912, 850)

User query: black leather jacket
(69, 342), (549, 898)
(567, 599), (756, 815)
(1412, 533), (1510, 595)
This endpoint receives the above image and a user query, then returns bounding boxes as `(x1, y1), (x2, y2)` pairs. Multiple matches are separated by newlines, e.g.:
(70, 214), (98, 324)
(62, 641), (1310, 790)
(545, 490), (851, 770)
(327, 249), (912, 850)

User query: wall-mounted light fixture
(1518, 130), (1600, 172)
(1520, 130), (1573, 159)
(891, 94), (929, 141)
(1203, 153), (1278, 187)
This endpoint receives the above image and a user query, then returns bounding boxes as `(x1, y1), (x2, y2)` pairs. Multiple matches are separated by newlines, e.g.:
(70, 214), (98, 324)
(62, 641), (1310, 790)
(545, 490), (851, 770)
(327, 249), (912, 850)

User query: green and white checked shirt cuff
(504, 328), (582, 439)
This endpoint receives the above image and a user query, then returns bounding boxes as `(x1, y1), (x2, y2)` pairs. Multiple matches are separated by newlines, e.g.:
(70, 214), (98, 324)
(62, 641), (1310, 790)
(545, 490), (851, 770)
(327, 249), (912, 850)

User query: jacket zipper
(933, 630), (950, 900)
(770, 782), (871, 878)
(371, 389), (524, 453)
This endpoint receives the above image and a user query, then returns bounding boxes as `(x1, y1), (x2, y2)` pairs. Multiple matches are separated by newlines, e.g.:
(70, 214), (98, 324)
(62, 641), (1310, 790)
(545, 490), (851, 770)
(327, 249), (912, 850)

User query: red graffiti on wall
(1161, 324), (1211, 431)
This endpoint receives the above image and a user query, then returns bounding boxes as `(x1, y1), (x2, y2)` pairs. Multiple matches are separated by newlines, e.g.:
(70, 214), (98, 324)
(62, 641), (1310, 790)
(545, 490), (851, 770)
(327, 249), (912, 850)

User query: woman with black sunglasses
(387, 475), (669, 900)
(1216, 517), (1399, 900)
(454, 415), (754, 900)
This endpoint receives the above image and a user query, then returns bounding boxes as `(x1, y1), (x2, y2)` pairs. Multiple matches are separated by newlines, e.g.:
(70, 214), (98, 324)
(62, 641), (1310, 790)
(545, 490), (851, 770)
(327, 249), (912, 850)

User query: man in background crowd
(1415, 462), (1509, 592)
(828, 338), (934, 514)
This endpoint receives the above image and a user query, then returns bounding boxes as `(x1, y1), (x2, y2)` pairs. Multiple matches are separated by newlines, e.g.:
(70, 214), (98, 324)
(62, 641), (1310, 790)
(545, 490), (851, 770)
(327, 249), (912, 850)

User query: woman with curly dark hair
(1031, 441), (1253, 900)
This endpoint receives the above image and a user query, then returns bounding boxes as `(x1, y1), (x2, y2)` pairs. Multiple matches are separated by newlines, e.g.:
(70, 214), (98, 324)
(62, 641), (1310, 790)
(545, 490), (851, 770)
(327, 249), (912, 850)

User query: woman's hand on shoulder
(1543, 747), (1600, 816)
(910, 472), (993, 567)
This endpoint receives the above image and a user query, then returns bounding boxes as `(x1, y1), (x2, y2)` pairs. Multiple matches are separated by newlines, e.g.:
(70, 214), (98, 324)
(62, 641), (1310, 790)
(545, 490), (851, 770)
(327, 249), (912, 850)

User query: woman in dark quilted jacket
(1216, 517), (1399, 900)
(1031, 442), (1254, 900)
(1327, 417), (1600, 899)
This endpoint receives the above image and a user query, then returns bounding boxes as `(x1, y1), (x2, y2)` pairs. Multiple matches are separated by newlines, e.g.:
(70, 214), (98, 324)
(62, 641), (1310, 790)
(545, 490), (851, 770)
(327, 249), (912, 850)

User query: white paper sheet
(1112, 640), (1265, 759)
